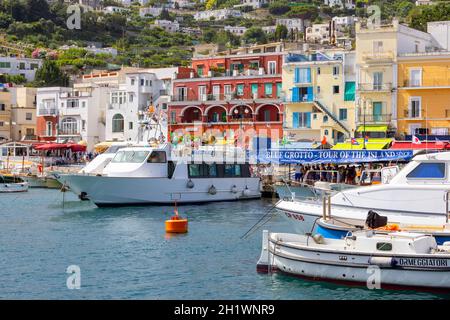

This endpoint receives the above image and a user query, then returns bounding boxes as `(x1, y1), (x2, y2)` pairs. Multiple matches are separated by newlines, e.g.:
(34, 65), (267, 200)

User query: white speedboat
(0, 176), (28, 193)
(59, 144), (261, 206)
(257, 229), (450, 291)
(276, 151), (450, 234)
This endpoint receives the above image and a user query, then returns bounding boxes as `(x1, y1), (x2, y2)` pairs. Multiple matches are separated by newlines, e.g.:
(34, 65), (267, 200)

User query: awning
(344, 81), (355, 101)
(356, 125), (388, 132)
(390, 141), (450, 150)
(332, 138), (392, 150)
(34, 143), (86, 152)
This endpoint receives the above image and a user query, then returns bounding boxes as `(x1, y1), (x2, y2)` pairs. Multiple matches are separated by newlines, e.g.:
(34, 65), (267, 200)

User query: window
(147, 151), (167, 163)
(129, 122), (133, 130)
(188, 164), (202, 177)
(0, 104), (5, 111)
(339, 109), (347, 121)
(67, 99), (79, 108)
(170, 111), (177, 124)
(82, 120), (86, 131)
(82, 101), (86, 108)
(407, 163), (446, 179)
(432, 128), (449, 135)
(197, 65), (204, 76)
(376, 243), (393, 251)
(145, 80), (149, 86)
(112, 114), (124, 133)
(323, 115), (329, 123)
(292, 112), (311, 128)
(236, 84), (244, 96)
(333, 85), (340, 94)
(224, 85), (232, 98)
(294, 68), (311, 83)
(177, 87), (187, 101)
(264, 83), (272, 97)
(0, 61), (11, 68)
(409, 69), (422, 87)
(30, 63), (39, 70)
(25, 112), (32, 121)
(317, 67), (321, 75)
(268, 61), (276, 75)
(276, 83), (282, 98)
(131, 78), (135, 85)
(373, 41), (383, 53)
(224, 164), (241, 177)
(112, 151), (150, 163)
(409, 97), (421, 118)
(140, 79), (144, 86)
(19, 62), (25, 70)
(129, 94), (133, 103)
(199, 86), (207, 101)
(373, 72), (383, 90)
(46, 121), (52, 136)
(60, 117), (78, 134)
(333, 66), (339, 76)
(0, 121), (3, 127)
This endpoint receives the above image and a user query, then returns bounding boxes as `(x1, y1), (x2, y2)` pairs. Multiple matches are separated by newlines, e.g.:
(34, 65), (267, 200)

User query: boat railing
(302, 169), (341, 185)
(446, 190), (450, 223)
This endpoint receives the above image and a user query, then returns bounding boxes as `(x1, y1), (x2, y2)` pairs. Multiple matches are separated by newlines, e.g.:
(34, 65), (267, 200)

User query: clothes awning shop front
(332, 138), (392, 150)
(390, 141), (450, 150)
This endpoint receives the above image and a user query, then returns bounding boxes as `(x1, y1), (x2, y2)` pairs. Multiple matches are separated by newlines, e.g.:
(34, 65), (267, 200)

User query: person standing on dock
(294, 164), (303, 183)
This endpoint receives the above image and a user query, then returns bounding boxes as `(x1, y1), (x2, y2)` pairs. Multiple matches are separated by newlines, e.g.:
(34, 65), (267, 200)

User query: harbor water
(0, 189), (448, 299)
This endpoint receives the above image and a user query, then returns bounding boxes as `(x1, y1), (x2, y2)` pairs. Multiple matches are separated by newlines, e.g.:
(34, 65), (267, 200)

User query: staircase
(313, 100), (350, 136)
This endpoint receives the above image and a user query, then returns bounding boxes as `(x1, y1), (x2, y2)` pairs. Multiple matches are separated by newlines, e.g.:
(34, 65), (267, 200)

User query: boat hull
(0, 182), (28, 193)
(59, 174), (261, 206)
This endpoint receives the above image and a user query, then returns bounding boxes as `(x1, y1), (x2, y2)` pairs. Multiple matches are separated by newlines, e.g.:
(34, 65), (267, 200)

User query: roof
(390, 141), (450, 150)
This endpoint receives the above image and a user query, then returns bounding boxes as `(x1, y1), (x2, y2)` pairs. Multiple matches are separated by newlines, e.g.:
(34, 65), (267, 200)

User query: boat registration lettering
(397, 258), (448, 267)
(285, 212), (305, 221)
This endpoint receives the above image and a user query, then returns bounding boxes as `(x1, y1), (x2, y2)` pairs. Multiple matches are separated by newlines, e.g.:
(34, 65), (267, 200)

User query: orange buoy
(165, 204), (188, 233)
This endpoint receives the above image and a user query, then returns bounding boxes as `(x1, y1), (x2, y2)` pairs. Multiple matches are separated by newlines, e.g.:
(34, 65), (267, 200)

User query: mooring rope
(240, 201), (279, 240)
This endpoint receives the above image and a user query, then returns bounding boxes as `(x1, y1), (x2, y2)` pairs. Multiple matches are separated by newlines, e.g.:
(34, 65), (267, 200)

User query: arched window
(46, 121), (52, 136)
(112, 114), (124, 133)
(60, 117), (78, 135)
(323, 115), (328, 123)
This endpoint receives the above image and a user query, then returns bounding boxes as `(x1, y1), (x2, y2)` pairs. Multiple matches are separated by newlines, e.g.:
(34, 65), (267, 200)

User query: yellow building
(397, 52), (450, 137)
(10, 87), (37, 141)
(282, 50), (356, 145)
(355, 19), (438, 139)
(0, 90), (12, 141)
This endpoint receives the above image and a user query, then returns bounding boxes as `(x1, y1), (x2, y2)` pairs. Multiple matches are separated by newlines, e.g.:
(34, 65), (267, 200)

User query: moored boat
(0, 175), (28, 193)
(257, 229), (450, 291)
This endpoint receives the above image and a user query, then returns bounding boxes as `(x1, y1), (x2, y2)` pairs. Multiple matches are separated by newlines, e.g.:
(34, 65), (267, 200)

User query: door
(409, 123), (421, 135)
(372, 102), (383, 122)
(213, 85), (220, 100)
(177, 87), (186, 101)
(199, 86), (207, 101)
(373, 72), (383, 90)
(251, 84), (258, 99)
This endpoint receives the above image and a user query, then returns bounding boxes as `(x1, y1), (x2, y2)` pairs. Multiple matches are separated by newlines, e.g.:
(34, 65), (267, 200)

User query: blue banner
(257, 149), (414, 164)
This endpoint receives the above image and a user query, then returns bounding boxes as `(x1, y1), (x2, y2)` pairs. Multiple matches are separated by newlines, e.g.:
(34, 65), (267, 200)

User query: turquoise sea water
(0, 189), (448, 299)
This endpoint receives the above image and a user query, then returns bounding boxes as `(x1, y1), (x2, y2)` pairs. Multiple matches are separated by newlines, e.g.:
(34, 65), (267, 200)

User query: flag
(351, 138), (360, 146)
(364, 135), (369, 144)
(412, 135), (422, 145)
(436, 137), (444, 147)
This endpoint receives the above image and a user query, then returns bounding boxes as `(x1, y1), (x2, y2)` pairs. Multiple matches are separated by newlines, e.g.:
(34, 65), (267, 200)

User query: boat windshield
(111, 151), (150, 163)
(105, 145), (126, 154)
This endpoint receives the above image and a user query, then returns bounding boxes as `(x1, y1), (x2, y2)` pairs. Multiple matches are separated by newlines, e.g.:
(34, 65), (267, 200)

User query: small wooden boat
(257, 229), (450, 291)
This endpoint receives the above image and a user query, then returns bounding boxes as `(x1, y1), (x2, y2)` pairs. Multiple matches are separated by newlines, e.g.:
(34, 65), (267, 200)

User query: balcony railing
(58, 130), (80, 136)
(38, 108), (58, 116)
(358, 83), (393, 92)
(171, 93), (279, 102)
(357, 114), (392, 123)
(403, 109), (422, 119)
(361, 51), (394, 62)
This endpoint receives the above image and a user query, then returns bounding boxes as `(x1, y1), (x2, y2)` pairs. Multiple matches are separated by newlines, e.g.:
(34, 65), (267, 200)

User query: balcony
(361, 51), (394, 62)
(358, 83), (393, 92)
(58, 130), (80, 136)
(38, 108), (58, 116)
(357, 114), (392, 123)
(171, 93), (279, 103)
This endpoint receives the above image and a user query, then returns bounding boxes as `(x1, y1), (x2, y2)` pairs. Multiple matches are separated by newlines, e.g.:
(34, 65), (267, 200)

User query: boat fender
(243, 186), (251, 197)
(368, 257), (398, 267)
(186, 179), (195, 189)
(231, 185), (238, 193)
(208, 185), (217, 195)
(312, 234), (325, 244)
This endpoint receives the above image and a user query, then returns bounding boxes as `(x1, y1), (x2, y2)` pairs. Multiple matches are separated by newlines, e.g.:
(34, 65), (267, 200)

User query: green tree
(286, 5), (319, 20)
(408, 2), (450, 31)
(34, 59), (69, 87)
(268, 1), (291, 15)
(243, 27), (267, 44)
(274, 24), (288, 41)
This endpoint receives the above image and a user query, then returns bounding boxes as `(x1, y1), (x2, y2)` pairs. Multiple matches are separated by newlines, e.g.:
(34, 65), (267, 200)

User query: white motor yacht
(59, 144), (261, 206)
(276, 151), (450, 234)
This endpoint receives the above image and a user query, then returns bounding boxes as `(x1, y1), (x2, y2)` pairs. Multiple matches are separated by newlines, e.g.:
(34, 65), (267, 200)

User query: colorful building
(282, 50), (356, 145)
(0, 90), (12, 142)
(355, 18), (439, 140)
(10, 87), (37, 142)
(397, 52), (450, 138)
(168, 43), (284, 145)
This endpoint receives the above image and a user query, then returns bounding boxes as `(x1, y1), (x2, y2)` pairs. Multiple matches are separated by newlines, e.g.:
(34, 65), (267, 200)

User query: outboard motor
(365, 210), (388, 229)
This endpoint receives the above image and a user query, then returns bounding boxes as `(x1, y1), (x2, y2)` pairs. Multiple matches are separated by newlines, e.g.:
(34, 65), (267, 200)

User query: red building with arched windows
(168, 44), (285, 144)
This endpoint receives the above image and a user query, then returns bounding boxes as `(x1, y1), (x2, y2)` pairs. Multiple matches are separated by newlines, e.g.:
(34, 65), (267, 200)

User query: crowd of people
(293, 163), (383, 185)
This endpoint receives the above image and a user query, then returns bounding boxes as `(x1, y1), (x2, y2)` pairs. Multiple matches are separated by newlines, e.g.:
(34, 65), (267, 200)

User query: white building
(427, 21), (450, 51)
(59, 45), (118, 57)
(154, 20), (180, 33)
(324, 0), (355, 9)
(332, 16), (356, 28)
(0, 57), (42, 82)
(306, 23), (331, 44)
(224, 25), (247, 36)
(103, 6), (129, 14)
(276, 18), (305, 32)
(139, 7), (163, 18)
(416, 0), (434, 5)
(105, 71), (170, 142)
(237, 0), (268, 9)
(194, 9), (243, 21)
